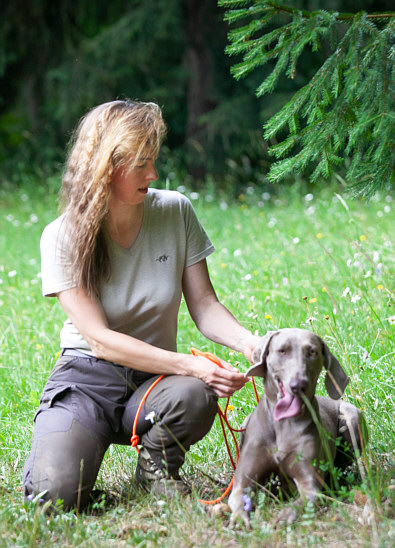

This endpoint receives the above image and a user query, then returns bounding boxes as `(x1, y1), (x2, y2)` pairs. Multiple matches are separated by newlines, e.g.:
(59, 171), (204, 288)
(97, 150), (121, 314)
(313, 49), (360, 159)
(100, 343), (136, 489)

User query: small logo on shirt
(155, 254), (170, 263)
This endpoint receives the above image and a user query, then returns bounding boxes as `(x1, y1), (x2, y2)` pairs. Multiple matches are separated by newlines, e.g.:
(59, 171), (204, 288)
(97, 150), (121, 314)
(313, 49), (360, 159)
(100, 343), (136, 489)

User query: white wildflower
(145, 411), (156, 424)
(306, 316), (317, 325)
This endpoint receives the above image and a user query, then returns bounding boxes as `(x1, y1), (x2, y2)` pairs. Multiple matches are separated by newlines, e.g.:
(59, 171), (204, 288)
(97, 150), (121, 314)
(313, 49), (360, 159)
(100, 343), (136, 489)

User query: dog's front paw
(230, 509), (252, 529)
(228, 490), (253, 528)
(275, 505), (298, 526)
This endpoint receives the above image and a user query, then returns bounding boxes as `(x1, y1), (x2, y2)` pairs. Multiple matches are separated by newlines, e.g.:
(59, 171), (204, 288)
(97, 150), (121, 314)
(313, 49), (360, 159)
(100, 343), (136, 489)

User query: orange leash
(130, 348), (260, 505)
(190, 347), (223, 367)
(130, 374), (165, 453)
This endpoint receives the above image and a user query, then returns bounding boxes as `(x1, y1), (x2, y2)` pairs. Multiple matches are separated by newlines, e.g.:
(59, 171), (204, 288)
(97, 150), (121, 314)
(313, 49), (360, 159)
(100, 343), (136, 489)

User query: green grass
(0, 178), (393, 546)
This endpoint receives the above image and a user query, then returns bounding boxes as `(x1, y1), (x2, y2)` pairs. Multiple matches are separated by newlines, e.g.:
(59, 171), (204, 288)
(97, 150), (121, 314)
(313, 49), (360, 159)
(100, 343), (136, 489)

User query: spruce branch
(251, 0), (395, 21)
(220, 0), (395, 195)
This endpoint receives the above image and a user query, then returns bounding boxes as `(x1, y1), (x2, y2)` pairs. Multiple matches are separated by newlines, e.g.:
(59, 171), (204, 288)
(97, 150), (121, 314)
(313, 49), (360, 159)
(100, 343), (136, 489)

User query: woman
(23, 99), (260, 510)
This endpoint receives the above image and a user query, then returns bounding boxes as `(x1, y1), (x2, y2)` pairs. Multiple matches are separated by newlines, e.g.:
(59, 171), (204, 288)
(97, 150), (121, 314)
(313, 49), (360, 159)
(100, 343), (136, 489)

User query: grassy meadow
(0, 177), (393, 547)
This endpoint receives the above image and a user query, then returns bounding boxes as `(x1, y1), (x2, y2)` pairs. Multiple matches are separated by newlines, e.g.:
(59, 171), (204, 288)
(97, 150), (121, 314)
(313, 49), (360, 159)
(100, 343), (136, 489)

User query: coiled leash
(130, 374), (165, 453)
(130, 348), (260, 505)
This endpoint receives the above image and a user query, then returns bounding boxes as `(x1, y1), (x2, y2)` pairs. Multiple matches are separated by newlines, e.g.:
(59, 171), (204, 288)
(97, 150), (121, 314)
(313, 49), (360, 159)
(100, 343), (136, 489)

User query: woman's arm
(182, 259), (261, 363)
(57, 286), (247, 397)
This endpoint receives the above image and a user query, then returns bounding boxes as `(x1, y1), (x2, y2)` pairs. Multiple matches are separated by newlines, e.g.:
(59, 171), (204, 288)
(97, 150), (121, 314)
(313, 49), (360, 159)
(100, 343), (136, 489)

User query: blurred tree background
(0, 0), (393, 191)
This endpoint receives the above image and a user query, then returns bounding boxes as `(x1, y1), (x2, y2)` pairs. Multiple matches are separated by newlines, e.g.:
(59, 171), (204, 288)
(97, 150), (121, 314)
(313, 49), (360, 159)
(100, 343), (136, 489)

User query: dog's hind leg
(336, 401), (367, 468)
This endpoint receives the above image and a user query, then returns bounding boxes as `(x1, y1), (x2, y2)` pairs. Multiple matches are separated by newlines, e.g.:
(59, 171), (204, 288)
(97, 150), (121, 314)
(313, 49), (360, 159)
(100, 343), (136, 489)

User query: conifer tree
(219, 0), (395, 196)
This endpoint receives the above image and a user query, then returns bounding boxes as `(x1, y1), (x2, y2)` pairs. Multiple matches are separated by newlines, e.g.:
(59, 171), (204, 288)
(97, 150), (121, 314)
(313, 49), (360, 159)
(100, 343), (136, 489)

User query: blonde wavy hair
(60, 99), (167, 295)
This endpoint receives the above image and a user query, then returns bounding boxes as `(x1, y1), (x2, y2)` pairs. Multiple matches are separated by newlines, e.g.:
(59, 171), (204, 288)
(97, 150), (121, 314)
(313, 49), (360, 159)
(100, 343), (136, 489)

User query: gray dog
(228, 328), (366, 526)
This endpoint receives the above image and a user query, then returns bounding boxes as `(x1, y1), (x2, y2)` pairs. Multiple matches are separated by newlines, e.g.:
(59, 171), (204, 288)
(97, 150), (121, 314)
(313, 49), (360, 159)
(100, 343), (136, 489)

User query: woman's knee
(155, 376), (218, 422)
(180, 377), (218, 417)
(23, 419), (105, 511)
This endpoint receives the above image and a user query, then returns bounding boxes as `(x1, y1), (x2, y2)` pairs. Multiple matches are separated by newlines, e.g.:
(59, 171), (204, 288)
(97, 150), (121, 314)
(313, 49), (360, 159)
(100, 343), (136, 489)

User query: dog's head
(247, 328), (349, 421)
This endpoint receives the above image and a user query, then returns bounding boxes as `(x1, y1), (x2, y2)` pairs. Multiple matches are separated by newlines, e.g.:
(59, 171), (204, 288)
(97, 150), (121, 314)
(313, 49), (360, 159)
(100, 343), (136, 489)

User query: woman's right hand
(190, 355), (248, 398)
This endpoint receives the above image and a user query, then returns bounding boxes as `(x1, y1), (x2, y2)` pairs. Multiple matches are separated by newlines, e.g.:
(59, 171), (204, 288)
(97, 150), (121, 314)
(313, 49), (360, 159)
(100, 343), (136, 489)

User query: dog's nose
(290, 378), (308, 394)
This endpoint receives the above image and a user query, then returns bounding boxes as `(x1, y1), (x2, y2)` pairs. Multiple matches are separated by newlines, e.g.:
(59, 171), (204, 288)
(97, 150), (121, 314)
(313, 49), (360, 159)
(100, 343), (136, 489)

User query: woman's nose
(149, 168), (158, 181)
(146, 162), (158, 181)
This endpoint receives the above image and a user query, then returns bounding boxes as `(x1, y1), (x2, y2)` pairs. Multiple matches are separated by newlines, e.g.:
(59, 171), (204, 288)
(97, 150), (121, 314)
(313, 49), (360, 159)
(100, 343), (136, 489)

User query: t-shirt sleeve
(181, 195), (215, 267)
(40, 217), (77, 297)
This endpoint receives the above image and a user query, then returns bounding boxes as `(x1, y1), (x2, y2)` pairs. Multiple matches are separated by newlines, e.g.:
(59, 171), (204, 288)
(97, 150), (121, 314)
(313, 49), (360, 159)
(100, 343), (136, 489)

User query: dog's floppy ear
(322, 341), (349, 399)
(246, 331), (277, 377)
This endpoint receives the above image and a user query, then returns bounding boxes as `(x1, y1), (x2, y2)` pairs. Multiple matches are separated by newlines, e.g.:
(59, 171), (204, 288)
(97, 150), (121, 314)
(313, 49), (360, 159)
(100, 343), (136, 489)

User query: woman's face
(110, 158), (158, 207)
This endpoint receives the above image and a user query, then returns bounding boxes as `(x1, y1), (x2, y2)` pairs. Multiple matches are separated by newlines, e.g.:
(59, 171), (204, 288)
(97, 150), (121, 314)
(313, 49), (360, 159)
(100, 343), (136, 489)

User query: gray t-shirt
(40, 189), (215, 353)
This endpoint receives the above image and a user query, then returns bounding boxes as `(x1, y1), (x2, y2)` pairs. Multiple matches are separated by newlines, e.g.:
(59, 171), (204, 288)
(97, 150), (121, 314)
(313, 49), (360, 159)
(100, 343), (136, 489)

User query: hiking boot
(135, 448), (191, 497)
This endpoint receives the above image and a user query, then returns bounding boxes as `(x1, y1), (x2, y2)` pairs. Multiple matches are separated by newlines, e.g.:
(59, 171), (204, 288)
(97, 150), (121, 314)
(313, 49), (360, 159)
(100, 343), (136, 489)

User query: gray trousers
(23, 355), (218, 510)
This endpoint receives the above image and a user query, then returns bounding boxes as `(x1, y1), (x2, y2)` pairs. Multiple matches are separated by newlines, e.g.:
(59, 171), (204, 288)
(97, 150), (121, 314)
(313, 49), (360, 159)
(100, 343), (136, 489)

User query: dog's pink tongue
(274, 391), (303, 421)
